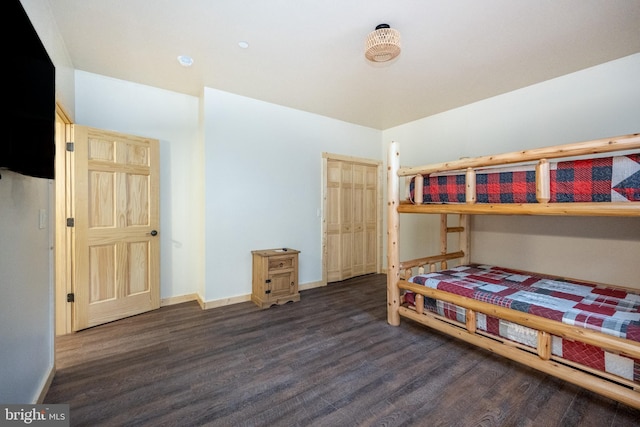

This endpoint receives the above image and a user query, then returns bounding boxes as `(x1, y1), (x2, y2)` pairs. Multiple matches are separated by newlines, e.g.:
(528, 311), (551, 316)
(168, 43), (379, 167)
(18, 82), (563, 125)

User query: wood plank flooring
(45, 274), (640, 426)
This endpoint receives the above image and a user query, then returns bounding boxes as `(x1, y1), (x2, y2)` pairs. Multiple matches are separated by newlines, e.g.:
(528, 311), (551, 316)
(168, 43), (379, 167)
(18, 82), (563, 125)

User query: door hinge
(66, 142), (74, 152)
(66, 218), (75, 227)
(67, 293), (75, 303)
(265, 290), (271, 294)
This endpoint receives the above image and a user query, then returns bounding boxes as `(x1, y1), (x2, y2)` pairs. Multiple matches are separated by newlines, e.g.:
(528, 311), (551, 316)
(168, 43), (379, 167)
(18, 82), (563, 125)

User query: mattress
(409, 153), (640, 204)
(404, 264), (640, 383)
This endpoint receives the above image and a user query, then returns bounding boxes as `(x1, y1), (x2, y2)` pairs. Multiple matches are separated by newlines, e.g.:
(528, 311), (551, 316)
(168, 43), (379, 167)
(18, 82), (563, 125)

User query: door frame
(54, 104), (73, 335)
(321, 153), (382, 285)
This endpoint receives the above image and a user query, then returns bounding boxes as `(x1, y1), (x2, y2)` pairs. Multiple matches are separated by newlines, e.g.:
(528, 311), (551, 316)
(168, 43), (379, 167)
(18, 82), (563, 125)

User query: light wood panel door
(340, 162), (354, 279)
(351, 164), (365, 277)
(71, 125), (160, 331)
(325, 156), (379, 282)
(364, 165), (378, 273)
(326, 160), (342, 282)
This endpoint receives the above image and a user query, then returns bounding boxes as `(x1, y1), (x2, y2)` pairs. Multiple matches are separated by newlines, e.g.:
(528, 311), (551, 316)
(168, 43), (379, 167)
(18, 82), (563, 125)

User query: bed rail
(397, 202), (639, 216)
(398, 133), (640, 177)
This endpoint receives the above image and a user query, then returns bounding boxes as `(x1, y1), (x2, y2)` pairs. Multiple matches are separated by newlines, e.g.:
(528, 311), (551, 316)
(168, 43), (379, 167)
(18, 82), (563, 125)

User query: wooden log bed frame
(386, 133), (640, 409)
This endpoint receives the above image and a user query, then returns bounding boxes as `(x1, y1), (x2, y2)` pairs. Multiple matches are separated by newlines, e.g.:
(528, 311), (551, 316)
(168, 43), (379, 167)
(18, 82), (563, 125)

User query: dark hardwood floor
(45, 274), (639, 427)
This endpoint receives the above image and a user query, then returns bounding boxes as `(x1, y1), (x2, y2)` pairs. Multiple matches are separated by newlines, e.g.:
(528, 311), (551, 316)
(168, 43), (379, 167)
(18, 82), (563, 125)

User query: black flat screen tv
(2, 0), (55, 179)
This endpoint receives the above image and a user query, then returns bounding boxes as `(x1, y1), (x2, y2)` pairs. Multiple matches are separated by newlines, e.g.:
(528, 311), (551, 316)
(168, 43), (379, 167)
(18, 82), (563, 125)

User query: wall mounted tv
(2, 0), (55, 180)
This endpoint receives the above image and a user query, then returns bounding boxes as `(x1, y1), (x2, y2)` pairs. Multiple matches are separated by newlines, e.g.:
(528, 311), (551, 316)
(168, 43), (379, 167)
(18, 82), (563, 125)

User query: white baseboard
(160, 293), (199, 307)
(299, 280), (325, 291)
(198, 293), (251, 310)
(194, 281), (324, 310)
(37, 364), (56, 404)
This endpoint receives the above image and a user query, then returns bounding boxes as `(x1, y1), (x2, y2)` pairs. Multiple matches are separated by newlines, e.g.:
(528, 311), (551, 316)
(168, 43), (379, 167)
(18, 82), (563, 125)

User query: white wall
(0, 172), (53, 403)
(202, 88), (381, 301)
(75, 72), (203, 300)
(383, 54), (640, 288)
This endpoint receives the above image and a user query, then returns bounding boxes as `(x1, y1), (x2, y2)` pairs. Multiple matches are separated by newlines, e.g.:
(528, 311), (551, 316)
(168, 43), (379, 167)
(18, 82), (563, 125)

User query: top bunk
(390, 133), (640, 217)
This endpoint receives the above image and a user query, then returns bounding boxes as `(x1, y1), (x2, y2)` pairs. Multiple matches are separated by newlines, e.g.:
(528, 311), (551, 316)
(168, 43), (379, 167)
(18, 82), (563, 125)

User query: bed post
(459, 214), (470, 265)
(387, 141), (401, 326)
(439, 214), (448, 269)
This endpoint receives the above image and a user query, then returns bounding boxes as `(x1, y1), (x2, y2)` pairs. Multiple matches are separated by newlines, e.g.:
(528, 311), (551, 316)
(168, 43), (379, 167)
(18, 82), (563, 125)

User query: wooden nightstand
(251, 248), (300, 309)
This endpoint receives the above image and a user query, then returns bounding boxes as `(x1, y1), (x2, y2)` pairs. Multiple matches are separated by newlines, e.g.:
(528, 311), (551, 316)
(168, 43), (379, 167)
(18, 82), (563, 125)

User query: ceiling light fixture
(365, 24), (401, 63)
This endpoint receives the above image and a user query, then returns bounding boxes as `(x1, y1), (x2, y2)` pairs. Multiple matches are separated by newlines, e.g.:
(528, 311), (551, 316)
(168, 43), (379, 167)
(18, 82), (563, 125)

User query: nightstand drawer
(268, 256), (294, 270)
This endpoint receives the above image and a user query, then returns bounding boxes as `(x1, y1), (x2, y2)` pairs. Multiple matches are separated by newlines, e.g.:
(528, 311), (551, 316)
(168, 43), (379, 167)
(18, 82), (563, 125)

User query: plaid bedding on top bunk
(409, 153), (640, 204)
(405, 264), (640, 382)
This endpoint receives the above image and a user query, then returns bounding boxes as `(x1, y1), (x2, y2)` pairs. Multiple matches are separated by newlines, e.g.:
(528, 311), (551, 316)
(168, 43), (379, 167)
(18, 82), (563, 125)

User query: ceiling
(47, 0), (640, 130)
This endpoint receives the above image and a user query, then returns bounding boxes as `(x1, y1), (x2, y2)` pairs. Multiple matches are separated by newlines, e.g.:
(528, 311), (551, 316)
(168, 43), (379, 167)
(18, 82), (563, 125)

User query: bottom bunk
(396, 263), (640, 409)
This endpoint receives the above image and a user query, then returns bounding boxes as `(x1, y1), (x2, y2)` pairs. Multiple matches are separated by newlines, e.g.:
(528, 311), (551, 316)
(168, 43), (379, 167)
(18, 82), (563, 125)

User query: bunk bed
(386, 133), (640, 409)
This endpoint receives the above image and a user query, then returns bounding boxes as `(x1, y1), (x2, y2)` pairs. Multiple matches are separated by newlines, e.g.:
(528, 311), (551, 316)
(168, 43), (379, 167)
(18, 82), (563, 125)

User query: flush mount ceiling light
(365, 24), (401, 62)
(177, 55), (194, 67)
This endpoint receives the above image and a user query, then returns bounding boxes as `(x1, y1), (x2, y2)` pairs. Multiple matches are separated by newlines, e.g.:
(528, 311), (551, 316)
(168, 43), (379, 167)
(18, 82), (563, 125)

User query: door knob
(150, 230), (158, 236)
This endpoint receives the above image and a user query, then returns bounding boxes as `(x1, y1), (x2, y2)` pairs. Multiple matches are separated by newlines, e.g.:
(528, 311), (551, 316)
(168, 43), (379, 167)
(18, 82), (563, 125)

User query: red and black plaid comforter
(410, 154), (640, 203)
(407, 264), (640, 341)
